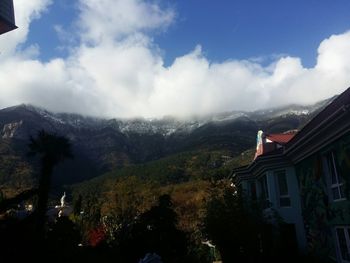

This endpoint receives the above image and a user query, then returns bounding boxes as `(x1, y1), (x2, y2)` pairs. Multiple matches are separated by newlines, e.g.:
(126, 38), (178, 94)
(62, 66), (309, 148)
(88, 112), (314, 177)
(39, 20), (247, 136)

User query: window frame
(274, 169), (291, 208)
(324, 151), (346, 202)
(335, 226), (350, 263)
(249, 181), (257, 201)
(258, 174), (270, 208)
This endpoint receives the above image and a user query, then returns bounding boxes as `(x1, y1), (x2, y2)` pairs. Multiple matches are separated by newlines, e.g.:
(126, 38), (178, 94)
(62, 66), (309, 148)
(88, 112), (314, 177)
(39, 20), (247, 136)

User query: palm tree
(28, 130), (73, 234)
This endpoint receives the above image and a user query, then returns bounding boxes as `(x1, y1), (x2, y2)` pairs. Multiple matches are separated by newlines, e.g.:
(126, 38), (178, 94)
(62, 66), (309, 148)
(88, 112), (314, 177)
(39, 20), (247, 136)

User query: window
(249, 181), (257, 200)
(325, 151), (345, 201)
(259, 175), (270, 207)
(275, 170), (291, 207)
(336, 226), (350, 262)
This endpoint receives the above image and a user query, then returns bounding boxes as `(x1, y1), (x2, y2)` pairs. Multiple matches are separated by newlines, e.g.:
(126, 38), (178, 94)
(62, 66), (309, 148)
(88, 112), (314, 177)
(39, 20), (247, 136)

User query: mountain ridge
(0, 95), (334, 137)
(0, 96), (334, 196)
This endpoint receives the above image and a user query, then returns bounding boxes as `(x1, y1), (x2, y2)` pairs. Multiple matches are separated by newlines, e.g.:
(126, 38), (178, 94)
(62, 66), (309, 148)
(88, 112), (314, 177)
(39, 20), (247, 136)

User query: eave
(232, 151), (292, 184)
(285, 89), (350, 163)
(0, 16), (17, 35)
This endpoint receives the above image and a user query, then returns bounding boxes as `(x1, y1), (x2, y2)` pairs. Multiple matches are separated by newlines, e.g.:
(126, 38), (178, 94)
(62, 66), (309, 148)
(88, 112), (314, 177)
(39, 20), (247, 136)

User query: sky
(0, 0), (350, 118)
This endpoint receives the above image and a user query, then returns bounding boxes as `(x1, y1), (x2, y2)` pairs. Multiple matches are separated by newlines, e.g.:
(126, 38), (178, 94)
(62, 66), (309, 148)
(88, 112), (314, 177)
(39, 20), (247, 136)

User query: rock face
(2, 120), (23, 139)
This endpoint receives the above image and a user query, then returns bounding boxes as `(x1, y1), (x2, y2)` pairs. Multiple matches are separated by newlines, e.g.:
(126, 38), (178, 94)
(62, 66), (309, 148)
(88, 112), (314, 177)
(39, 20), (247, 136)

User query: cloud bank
(0, 0), (350, 118)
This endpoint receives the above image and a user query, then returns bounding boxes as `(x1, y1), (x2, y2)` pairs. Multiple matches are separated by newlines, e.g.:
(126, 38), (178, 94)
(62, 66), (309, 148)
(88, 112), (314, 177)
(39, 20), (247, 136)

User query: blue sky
(1, 0), (350, 118)
(158, 0), (350, 67)
(25, 0), (350, 67)
(23, 0), (76, 61)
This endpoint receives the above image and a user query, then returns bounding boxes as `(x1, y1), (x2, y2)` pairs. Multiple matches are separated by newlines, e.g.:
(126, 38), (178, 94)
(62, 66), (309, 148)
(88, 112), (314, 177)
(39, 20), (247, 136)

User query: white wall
(265, 167), (307, 252)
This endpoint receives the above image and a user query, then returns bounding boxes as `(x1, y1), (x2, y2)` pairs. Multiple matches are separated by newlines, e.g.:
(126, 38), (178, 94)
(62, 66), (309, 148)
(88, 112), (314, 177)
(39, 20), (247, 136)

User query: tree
(28, 130), (72, 235)
(109, 194), (189, 263)
(134, 194), (189, 263)
(202, 180), (265, 263)
(47, 216), (81, 252)
(0, 190), (4, 204)
(73, 194), (82, 216)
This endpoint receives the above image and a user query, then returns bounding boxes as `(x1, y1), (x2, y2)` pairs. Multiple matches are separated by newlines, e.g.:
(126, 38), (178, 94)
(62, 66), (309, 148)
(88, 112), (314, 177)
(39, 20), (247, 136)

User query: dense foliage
(0, 104), (324, 262)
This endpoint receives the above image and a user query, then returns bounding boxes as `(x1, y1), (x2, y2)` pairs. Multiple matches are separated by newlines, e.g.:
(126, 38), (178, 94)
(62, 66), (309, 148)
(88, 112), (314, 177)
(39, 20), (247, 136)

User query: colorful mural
(296, 133), (350, 261)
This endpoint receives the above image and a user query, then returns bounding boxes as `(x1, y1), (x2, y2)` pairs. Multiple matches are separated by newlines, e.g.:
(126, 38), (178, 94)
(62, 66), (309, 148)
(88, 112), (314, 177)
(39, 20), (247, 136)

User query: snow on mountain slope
(0, 95), (333, 138)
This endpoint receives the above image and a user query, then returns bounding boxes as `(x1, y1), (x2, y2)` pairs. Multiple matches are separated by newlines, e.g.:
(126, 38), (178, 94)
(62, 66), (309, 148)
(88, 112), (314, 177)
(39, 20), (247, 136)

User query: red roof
(266, 133), (296, 145)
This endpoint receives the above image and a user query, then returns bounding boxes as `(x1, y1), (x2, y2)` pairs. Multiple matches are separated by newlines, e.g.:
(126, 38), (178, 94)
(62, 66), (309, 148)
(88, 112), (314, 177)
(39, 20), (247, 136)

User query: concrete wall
(241, 167), (307, 253)
(265, 167), (307, 252)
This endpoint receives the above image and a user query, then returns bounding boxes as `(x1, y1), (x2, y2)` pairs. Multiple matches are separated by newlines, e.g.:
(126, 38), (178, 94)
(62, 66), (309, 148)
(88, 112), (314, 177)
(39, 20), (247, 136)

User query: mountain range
(0, 97), (333, 197)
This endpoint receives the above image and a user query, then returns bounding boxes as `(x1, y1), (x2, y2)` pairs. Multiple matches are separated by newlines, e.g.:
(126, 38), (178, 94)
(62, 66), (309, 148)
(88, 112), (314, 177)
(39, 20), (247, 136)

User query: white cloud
(0, 0), (350, 118)
(77, 0), (175, 45)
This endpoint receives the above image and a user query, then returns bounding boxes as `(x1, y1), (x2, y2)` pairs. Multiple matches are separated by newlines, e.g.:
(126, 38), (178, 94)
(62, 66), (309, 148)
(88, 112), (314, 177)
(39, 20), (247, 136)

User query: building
(0, 0), (17, 35)
(232, 87), (350, 262)
(284, 87), (350, 262)
(232, 130), (307, 254)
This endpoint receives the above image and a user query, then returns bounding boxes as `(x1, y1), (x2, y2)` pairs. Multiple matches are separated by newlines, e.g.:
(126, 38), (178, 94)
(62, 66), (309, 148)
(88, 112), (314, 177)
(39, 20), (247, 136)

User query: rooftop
(266, 133), (296, 145)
